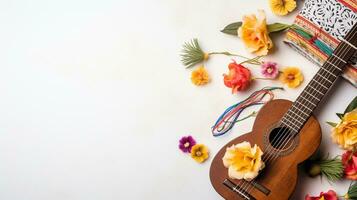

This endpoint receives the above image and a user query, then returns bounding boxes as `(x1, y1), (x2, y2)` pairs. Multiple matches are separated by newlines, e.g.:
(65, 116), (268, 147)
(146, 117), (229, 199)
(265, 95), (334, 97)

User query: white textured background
(0, 0), (355, 199)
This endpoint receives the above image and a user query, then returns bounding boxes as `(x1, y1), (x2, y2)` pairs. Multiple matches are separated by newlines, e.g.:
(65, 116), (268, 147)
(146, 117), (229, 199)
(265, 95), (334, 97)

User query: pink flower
(261, 61), (278, 79)
(305, 190), (338, 200)
(342, 150), (357, 180)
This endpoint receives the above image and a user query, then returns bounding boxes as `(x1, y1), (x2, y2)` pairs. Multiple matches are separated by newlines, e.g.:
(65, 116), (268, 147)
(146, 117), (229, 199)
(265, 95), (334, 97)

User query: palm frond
(180, 38), (206, 68)
(319, 157), (344, 182)
(347, 182), (357, 200)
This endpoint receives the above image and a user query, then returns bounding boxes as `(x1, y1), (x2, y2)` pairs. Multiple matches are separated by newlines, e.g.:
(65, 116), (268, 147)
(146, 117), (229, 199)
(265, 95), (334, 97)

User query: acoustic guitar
(210, 23), (357, 200)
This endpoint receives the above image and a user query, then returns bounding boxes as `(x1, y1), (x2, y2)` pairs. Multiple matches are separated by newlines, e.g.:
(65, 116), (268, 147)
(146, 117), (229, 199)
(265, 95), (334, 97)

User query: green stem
(252, 77), (275, 80)
(240, 56), (263, 65)
(208, 52), (262, 65)
(209, 51), (249, 59)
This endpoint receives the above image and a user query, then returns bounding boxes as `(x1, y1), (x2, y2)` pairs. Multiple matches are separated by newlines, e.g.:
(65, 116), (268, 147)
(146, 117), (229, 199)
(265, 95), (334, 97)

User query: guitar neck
(281, 23), (357, 133)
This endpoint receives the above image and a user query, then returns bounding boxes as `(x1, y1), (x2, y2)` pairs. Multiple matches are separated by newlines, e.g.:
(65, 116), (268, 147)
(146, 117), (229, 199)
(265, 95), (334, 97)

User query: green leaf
(326, 121), (338, 127)
(348, 182), (357, 200)
(221, 22), (242, 36)
(221, 22), (291, 35)
(267, 23), (291, 33)
(344, 96), (357, 114)
(319, 157), (343, 182)
(336, 113), (344, 119)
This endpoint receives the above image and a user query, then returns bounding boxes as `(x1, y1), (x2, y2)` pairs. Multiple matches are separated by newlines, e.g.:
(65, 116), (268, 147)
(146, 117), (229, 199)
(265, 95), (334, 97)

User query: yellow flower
(222, 141), (265, 181)
(190, 144), (209, 163)
(279, 67), (304, 88)
(238, 10), (273, 56)
(191, 66), (210, 86)
(269, 0), (297, 16)
(332, 108), (357, 150)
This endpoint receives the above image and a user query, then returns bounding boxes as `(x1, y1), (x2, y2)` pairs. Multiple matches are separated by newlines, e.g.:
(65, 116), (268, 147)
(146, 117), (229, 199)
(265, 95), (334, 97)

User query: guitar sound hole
(268, 127), (294, 150)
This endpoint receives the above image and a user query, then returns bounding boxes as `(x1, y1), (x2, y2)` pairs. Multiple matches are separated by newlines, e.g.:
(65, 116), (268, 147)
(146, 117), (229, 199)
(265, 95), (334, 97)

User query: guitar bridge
(223, 178), (271, 199)
(223, 179), (256, 200)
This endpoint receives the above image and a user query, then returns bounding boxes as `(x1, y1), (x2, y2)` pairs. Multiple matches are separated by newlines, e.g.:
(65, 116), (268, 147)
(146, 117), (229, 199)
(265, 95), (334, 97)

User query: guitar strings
(243, 38), (354, 195)
(243, 26), (357, 195)
(241, 29), (356, 195)
(261, 26), (357, 175)
(238, 26), (357, 195)
(263, 26), (357, 165)
(263, 43), (347, 162)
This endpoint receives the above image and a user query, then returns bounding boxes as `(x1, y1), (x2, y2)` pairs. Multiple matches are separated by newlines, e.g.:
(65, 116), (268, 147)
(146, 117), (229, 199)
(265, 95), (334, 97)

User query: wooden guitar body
(210, 99), (322, 200)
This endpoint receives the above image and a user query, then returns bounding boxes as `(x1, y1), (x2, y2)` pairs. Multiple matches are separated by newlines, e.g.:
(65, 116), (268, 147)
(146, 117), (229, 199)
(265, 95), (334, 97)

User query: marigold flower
(191, 66), (210, 86)
(305, 190), (338, 200)
(279, 67), (304, 88)
(190, 144), (209, 163)
(332, 109), (357, 150)
(238, 10), (273, 56)
(223, 61), (251, 93)
(342, 150), (357, 180)
(269, 0), (297, 16)
(261, 61), (279, 79)
(222, 141), (265, 181)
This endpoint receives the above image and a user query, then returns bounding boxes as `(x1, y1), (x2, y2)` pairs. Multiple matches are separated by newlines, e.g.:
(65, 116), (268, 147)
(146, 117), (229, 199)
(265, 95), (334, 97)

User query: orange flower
(191, 66), (210, 86)
(223, 61), (251, 93)
(332, 109), (357, 150)
(238, 10), (273, 56)
(279, 67), (304, 88)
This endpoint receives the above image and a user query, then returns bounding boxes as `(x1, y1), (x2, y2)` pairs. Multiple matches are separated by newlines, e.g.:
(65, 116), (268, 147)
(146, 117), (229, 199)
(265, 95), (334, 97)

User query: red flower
(305, 190), (338, 200)
(342, 150), (357, 180)
(223, 61), (251, 93)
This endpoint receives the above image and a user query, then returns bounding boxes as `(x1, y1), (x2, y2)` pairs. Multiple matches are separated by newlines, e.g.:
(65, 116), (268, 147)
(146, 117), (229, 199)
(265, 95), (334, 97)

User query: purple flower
(179, 136), (196, 153)
(261, 61), (279, 79)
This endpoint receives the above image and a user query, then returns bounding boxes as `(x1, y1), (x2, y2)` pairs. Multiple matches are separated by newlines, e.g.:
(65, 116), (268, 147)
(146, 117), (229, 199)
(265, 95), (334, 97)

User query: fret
(295, 101), (313, 112)
(282, 116), (300, 130)
(307, 85), (324, 96)
(319, 67), (337, 78)
(340, 37), (357, 50)
(306, 85), (324, 96)
(316, 73), (333, 84)
(282, 114), (303, 127)
(325, 60), (342, 71)
(281, 116), (303, 132)
(280, 23), (356, 135)
(310, 79), (330, 91)
(299, 95), (317, 106)
(284, 112), (304, 125)
(302, 90), (320, 101)
(291, 111), (307, 121)
(332, 53), (347, 64)
(311, 79), (329, 90)
(291, 104), (310, 117)
(280, 120), (299, 132)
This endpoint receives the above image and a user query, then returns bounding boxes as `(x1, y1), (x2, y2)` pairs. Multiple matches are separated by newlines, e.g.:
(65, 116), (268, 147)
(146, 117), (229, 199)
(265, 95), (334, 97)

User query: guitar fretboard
(281, 23), (357, 133)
